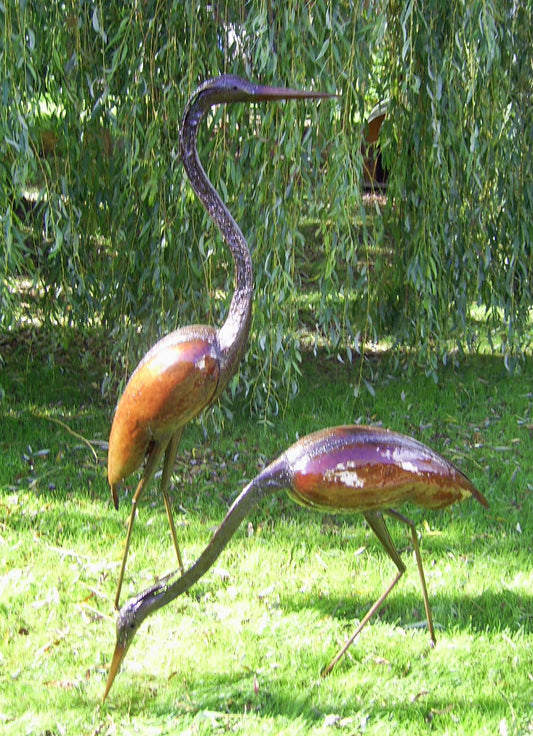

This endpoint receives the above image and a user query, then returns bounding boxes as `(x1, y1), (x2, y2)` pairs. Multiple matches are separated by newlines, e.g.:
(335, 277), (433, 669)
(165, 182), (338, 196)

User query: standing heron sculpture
(107, 76), (332, 608)
(103, 424), (487, 699)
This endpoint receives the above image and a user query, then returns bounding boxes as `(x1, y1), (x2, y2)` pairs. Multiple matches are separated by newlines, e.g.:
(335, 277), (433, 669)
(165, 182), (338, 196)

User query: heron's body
(104, 424), (487, 699)
(108, 328), (220, 491)
(277, 425), (484, 512)
(107, 75), (331, 608)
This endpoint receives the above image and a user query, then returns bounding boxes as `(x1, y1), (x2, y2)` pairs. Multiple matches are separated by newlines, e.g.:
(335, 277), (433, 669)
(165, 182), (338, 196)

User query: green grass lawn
(1, 327), (532, 735)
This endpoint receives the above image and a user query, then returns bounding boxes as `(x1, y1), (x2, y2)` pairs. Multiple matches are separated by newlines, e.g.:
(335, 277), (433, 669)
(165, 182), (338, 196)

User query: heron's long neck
(135, 457), (289, 621)
(180, 99), (253, 382)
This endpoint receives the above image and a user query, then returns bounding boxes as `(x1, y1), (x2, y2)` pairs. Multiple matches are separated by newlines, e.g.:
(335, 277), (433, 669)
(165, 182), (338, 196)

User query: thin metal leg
(323, 565), (404, 676)
(323, 508), (435, 675)
(385, 508), (436, 646)
(159, 429), (185, 575)
(114, 442), (165, 609)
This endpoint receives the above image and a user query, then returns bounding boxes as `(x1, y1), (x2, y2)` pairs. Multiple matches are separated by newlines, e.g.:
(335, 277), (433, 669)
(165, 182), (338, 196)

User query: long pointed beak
(252, 84), (335, 102)
(102, 642), (126, 702)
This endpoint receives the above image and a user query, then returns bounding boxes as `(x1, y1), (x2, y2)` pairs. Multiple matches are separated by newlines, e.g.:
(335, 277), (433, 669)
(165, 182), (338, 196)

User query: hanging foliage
(381, 0), (532, 374)
(1, 1), (531, 412)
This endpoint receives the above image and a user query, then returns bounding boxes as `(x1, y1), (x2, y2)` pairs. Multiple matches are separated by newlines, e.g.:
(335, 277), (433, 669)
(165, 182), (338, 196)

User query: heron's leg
(384, 508), (436, 646)
(114, 442), (165, 609)
(323, 511), (405, 676)
(159, 428), (185, 575)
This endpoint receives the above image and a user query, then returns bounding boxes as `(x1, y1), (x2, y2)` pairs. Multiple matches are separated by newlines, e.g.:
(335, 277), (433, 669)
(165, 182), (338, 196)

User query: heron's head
(193, 74), (333, 107)
(102, 581), (167, 701)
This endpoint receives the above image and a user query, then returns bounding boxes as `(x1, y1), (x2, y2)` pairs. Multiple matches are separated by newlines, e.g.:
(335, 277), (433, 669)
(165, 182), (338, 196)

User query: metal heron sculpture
(107, 76), (331, 608)
(103, 424), (487, 699)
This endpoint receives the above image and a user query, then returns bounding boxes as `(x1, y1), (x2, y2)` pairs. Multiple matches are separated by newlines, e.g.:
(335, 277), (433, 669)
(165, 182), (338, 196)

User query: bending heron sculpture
(103, 424), (487, 699)
(107, 76), (331, 608)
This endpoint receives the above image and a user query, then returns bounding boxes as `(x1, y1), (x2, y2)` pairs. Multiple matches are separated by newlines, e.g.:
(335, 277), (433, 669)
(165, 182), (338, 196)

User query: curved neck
(133, 456), (290, 625)
(180, 93), (253, 377)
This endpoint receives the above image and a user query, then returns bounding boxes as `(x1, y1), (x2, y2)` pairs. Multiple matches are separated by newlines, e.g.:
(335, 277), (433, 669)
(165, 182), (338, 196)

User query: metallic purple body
(272, 426), (487, 512)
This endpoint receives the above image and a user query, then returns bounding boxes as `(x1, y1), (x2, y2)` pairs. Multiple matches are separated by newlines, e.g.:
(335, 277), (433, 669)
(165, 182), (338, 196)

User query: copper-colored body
(107, 329), (219, 500)
(279, 425), (487, 512)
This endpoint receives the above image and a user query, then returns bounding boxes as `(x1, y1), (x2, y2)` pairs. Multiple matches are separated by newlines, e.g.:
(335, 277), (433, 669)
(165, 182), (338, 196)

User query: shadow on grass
(2, 321), (530, 409)
(276, 586), (532, 637)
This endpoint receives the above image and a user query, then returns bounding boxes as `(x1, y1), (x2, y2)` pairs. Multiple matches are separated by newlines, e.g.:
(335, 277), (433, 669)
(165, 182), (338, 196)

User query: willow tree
(381, 0), (532, 376)
(1, 1), (531, 412)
